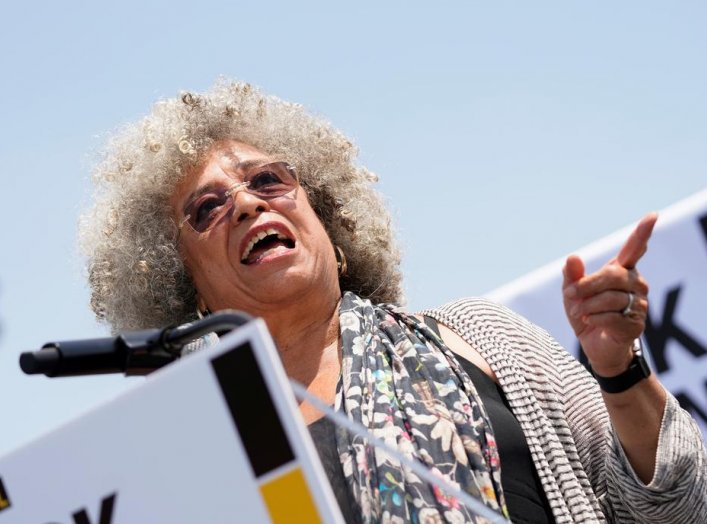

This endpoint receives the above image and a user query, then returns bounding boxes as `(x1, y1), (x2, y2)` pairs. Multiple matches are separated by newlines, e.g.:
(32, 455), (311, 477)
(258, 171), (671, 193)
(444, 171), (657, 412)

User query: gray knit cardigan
(423, 297), (707, 524)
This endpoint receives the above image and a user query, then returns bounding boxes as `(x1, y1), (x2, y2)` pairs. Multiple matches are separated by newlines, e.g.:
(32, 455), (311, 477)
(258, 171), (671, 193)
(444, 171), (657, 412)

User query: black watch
(590, 340), (651, 394)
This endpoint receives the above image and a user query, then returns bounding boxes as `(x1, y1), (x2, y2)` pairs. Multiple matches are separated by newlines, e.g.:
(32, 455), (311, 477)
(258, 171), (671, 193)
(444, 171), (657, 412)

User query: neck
(261, 290), (342, 387)
(268, 292), (341, 425)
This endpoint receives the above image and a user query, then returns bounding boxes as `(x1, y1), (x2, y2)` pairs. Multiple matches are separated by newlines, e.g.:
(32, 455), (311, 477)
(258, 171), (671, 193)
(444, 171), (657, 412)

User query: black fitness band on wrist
(590, 340), (651, 394)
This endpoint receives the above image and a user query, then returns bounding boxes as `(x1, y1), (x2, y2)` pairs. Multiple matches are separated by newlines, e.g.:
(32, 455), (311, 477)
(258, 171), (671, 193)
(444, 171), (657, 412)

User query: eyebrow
(181, 159), (269, 212)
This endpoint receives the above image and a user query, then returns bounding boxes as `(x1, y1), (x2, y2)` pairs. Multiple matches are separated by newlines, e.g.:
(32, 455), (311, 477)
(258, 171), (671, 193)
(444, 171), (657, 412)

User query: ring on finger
(621, 291), (635, 316)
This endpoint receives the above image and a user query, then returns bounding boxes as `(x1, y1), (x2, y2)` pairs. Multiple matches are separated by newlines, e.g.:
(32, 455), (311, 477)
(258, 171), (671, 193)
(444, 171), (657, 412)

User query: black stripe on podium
(211, 342), (295, 477)
(0, 476), (11, 512)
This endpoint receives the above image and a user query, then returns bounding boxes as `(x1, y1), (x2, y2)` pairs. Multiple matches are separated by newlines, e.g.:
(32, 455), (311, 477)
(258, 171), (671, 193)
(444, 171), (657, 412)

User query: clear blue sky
(1, 1), (705, 456)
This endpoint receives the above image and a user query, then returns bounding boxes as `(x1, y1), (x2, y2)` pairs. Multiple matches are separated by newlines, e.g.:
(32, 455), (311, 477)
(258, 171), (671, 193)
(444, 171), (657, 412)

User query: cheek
(179, 240), (223, 285)
(293, 194), (329, 237)
(300, 211), (333, 253)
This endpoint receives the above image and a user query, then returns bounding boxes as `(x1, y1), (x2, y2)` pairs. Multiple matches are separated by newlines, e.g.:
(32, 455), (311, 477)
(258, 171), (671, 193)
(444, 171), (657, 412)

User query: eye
(190, 191), (230, 231)
(248, 169), (286, 193)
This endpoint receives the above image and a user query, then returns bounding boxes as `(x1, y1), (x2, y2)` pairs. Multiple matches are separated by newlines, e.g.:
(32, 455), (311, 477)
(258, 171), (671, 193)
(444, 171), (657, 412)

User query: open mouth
(240, 227), (296, 265)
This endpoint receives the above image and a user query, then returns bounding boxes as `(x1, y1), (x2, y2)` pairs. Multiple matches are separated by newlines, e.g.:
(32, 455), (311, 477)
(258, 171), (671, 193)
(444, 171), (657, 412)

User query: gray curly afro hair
(79, 80), (403, 333)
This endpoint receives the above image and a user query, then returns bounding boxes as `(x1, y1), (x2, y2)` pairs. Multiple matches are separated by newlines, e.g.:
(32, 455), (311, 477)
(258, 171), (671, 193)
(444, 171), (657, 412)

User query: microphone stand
(19, 311), (252, 378)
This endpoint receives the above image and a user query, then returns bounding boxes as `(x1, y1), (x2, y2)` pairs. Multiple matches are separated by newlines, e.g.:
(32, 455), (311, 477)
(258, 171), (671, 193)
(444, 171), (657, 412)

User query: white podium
(0, 320), (344, 523)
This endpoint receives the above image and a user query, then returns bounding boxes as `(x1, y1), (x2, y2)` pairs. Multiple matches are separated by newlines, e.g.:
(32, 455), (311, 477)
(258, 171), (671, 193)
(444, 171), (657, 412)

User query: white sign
(0, 320), (343, 523)
(487, 188), (707, 440)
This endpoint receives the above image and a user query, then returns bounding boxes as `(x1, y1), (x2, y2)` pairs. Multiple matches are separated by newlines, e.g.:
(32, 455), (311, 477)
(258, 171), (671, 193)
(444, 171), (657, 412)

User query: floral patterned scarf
(335, 292), (509, 523)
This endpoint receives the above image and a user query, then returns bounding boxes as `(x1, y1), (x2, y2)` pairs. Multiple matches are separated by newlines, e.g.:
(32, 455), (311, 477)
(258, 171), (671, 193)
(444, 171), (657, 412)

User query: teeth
(241, 228), (291, 262)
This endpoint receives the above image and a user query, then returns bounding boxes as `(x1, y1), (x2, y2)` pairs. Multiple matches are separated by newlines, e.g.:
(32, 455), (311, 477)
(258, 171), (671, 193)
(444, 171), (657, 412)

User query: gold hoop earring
(334, 245), (348, 277)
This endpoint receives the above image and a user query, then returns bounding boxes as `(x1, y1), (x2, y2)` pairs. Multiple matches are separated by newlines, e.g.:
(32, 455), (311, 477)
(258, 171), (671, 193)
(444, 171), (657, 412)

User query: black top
(461, 357), (555, 523)
(308, 319), (555, 523)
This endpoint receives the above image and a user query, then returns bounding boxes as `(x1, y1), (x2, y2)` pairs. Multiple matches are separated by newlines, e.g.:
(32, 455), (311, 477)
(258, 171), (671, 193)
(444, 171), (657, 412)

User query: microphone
(20, 328), (170, 377)
(19, 311), (253, 378)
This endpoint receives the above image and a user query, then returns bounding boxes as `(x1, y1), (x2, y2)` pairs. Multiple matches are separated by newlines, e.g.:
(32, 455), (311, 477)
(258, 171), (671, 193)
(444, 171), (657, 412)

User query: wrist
(589, 350), (635, 377)
(589, 340), (651, 394)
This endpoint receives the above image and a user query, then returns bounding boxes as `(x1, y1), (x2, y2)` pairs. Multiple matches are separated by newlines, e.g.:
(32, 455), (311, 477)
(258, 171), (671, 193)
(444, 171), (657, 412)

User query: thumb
(563, 255), (585, 287)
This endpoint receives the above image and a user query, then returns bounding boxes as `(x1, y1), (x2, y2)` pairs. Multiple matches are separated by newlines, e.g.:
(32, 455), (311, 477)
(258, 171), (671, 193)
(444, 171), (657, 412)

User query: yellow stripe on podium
(260, 467), (322, 524)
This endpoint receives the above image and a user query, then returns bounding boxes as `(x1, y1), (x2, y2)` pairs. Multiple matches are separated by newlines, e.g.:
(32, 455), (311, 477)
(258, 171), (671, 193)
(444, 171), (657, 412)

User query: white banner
(487, 188), (707, 440)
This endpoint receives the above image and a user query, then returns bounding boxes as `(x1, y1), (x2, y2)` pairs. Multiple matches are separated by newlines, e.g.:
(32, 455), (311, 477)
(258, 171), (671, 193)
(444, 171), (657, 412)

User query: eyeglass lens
(183, 162), (297, 233)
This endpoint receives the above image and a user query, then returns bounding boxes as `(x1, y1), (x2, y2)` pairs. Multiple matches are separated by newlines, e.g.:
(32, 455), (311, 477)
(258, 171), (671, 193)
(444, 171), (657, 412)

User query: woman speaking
(80, 80), (706, 523)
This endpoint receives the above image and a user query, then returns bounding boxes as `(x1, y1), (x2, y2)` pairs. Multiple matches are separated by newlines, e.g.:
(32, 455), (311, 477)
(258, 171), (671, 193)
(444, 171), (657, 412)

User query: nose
(229, 187), (270, 223)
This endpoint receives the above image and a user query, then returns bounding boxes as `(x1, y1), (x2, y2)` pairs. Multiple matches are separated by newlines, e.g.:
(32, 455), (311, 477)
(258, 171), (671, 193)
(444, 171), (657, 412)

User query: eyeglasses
(178, 161), (299, 234)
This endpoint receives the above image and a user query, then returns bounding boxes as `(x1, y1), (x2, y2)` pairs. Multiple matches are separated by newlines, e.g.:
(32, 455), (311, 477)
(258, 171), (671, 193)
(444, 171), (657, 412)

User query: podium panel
(0, 320), (343, 523)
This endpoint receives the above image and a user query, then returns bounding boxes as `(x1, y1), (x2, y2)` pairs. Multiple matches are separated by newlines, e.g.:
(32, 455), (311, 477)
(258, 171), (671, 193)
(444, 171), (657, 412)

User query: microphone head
(19, 347), (60, 375)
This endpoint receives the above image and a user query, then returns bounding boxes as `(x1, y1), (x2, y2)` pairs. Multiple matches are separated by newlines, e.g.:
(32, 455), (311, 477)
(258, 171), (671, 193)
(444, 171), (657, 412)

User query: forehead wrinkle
(218, 157), (268, 175)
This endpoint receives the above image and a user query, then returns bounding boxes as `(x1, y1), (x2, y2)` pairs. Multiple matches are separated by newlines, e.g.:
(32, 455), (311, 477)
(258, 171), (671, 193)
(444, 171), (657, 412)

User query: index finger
(616, 212), (658, 269)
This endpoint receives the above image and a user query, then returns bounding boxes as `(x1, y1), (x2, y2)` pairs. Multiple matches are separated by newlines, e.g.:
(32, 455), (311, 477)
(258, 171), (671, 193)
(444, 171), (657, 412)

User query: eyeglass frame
(177, 161), (299, 235)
